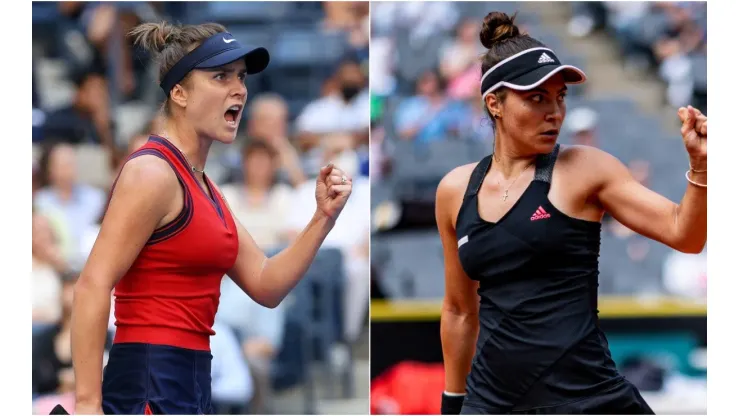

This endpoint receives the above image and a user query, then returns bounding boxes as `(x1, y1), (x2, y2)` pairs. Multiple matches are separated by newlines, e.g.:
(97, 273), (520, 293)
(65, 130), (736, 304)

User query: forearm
(71, 280), (112, 406)
(259, 211), (334, 307)
(440, 307), (478, 393)
(674, 169), (707, 253)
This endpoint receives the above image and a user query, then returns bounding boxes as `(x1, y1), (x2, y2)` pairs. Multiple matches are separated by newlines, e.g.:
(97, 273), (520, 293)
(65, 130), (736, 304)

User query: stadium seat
(194, 1), (290, 25)
(271, 30), (348, 68)
(271, 279), (316, 414)
(373, 231), (445, 299)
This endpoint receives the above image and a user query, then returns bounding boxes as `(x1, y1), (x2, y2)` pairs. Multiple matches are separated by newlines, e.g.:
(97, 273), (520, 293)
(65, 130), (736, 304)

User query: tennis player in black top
(437, 12), (707, 415)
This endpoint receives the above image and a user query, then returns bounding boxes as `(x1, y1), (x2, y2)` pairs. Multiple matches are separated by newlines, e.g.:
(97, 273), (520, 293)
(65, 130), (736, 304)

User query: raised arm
(436, 165), (480, 411)
(223, 164), (352, 308)
(72, 156), (180, 414)
(593, 106), (707, 253)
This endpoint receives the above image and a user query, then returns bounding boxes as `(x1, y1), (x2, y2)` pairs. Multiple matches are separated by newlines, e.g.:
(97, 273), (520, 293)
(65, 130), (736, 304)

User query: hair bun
(480, 11), (520, 49)
(129, 22), (179, 54)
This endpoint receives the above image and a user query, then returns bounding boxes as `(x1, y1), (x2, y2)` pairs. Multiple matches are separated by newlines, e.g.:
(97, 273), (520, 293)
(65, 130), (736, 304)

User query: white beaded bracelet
(685, 170), (707, 188)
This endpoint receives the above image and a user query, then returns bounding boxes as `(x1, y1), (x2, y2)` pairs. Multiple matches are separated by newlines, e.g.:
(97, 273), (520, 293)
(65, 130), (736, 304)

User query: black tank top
(455, 144), (624, 412)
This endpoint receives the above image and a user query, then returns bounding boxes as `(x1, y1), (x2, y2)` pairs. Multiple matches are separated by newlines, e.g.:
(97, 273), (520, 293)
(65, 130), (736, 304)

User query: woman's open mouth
(224, 104), (242, 127)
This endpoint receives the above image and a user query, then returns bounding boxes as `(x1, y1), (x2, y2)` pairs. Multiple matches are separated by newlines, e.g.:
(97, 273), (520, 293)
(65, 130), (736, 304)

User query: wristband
(441, 392), (465, 415)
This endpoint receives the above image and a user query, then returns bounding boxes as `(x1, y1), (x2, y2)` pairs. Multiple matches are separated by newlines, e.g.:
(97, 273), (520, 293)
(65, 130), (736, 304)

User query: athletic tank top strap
(465, 155), (494, 197)
(533, 143), (560, 186)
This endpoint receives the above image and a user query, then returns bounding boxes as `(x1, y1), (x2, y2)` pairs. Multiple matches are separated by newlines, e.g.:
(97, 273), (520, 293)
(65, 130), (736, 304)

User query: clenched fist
(678, 105), (707, 170)
(315, 163), (352, 221)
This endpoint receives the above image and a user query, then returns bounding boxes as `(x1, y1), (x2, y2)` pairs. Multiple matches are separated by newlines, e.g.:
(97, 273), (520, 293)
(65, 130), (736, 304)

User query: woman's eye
(531, 95), (543, 103)
(214, 73), (225, 80)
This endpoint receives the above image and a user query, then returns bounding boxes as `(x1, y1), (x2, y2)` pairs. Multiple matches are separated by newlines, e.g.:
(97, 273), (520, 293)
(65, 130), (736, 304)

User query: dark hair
(129, 21), (228, 115)
(479, 11), (546, 122)
(36, 140), (72, 189)
(241, 139), (277, 160)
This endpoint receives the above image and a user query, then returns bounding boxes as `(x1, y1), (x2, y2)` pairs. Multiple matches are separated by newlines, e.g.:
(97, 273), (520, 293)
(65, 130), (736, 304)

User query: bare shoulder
(556, 144), (632, 203)
(437, 163), (478, 198)
(558, 144), (624, 171)
(113, 154), (179, 203)
(436, 162), (478, 225)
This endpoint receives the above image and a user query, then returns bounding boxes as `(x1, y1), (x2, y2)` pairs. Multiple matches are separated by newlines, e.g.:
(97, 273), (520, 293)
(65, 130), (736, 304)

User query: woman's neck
(492, 137), (537, 178)
(161, 119), (211, 172)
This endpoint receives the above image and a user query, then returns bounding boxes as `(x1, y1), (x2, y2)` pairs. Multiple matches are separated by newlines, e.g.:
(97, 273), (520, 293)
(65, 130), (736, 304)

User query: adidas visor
(160, 32), (270, 95)
(480, 47), (586, 99)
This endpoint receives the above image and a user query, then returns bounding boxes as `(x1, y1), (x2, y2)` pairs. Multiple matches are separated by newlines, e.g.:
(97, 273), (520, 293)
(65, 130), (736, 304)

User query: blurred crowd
(369, 1), (706, 302)
(568, 1), (707, 113)
(32, 2), (369, 414)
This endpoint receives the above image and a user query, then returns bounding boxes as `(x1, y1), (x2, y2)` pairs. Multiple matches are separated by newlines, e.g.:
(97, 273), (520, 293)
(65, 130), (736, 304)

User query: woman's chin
(214, 132), (238, 145)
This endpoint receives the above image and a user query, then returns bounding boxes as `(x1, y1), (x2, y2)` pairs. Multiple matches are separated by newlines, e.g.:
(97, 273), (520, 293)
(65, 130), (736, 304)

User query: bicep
(79, 157), (177, 290)
(596, 152), (679, 247)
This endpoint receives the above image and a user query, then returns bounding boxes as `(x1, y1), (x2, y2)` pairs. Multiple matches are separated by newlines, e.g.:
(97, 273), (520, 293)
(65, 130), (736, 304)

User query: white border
(481, 64), (587, 98)
(480, 46), (554, 84)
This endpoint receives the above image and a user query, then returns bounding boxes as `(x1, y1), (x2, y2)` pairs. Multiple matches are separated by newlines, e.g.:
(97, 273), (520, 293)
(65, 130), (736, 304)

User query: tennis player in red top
(70, 21), (354, 415)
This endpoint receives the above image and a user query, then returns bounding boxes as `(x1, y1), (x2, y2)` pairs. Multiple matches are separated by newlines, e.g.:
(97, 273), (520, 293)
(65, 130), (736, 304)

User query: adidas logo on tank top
(530, 206), (551, 221)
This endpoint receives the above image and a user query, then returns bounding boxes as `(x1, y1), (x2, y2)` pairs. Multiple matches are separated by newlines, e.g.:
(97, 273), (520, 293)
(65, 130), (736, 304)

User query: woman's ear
(484, 93), (501, 119)
(169, 83), (189, 109)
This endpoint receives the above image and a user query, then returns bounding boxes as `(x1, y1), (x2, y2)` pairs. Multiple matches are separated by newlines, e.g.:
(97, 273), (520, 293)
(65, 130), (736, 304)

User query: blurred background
(31, 1), (369, 414)
(369, 1), (706, 414)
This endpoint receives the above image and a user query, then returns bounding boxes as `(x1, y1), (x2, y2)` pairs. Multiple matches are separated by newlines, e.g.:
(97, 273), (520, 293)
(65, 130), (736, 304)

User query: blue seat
(270, 280), (316, 413)
(271, 30), (347, 68)
(228, 28), (273, 50)
(192, 1), (290, 24)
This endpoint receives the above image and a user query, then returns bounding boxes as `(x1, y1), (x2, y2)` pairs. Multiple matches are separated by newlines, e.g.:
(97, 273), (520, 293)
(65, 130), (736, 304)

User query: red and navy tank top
(110, 135), (239, 351)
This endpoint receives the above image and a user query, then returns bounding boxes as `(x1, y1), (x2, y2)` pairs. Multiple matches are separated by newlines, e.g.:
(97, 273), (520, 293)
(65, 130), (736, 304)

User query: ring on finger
(341, 175), (347, 185)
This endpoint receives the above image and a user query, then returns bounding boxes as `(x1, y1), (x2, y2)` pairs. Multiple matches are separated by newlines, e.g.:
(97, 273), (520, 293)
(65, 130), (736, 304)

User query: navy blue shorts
(460, 380), (655, 415)
(102, 343), (214, 415)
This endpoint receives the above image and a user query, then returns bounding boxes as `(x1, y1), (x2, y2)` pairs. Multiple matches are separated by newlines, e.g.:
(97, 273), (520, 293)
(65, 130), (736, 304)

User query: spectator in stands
(370, 1), (459, 44)
(564, 107), (599, 147)
(216, 279), (285, 414)
(455, 85), (493, 142)
(370, 123), (387, 180)
(439, 18), (485, 99)
(58, 1), (146, 98)
(395, 70), (458, 143)
(220, 140), (295, 252)
(323, 1), (370, 61)
(287, 132), (370, 348)
(652, 3), (707, 110)
(296, 59), (370, 150)
(245, 94), (306, 187)
(34, 141), (106, 270)
(211, 321), (254, 414)
(32, 212), (68, 328)
(33, 160), (42, 197)
(32, 272), (113, 413)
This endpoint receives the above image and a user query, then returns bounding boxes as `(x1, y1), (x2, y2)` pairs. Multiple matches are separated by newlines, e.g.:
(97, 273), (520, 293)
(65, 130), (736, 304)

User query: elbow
(254, 293), (283, 309)
(676, 240), (706, 254)
(440, 299), (478, 323)
(672, 234), (706, 254)
(73, 273), (113, 307)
